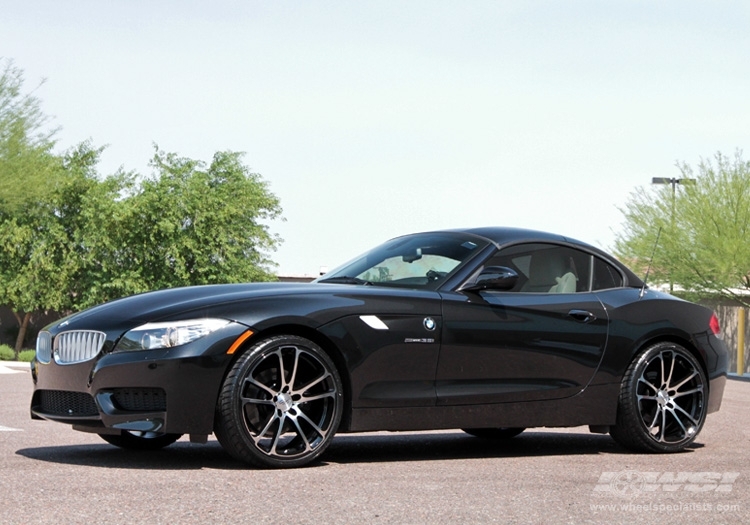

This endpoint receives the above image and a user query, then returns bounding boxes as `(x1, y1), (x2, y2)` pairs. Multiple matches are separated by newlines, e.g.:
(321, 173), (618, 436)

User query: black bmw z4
(30, 227), (729, 468)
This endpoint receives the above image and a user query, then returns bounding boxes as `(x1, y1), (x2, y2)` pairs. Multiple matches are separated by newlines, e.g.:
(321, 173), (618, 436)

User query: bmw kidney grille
(52, 330), (107, 365)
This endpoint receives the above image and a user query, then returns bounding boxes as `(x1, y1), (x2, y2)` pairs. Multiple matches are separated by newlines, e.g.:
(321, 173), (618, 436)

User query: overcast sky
(3, 1), (749, 276)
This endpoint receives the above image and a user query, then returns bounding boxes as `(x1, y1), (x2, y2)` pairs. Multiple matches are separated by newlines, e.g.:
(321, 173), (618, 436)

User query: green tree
(0, 214), (77, 354)
(0, 59), (66, 355)
(1, 143), (285, 354)
(117, 148), (283, 291)
(616, 151), (750, 307)
(51, 142), (137, 310)
(0, 59), (62, 213)
(0, 142), (124, 355)
(1, 63), (284, 355)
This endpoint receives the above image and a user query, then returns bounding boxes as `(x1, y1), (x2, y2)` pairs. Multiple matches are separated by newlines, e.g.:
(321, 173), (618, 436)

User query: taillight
(709, 313), (721, 335)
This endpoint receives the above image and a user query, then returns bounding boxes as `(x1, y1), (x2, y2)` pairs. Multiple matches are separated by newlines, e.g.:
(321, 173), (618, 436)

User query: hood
(47, 282), (325, 334)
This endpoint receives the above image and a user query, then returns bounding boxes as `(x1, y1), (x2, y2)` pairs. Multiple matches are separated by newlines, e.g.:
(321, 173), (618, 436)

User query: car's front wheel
(214, 335), (343, 468)
(610, 342), (707, 453)
(99, 431), (182, 450)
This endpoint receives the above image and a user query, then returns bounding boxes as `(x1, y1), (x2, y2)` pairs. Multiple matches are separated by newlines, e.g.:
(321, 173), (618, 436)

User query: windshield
(316, 232), (489, 289)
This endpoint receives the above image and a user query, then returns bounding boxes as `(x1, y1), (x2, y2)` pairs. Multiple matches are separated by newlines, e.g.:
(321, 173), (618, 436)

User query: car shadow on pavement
(16, 440), (246, 470)
(16, 430), (701, 470)
(326, 430), (630, 464)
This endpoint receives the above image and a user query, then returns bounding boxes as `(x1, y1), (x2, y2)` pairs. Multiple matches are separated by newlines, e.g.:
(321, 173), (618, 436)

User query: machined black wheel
(214, 335), (343, 468)
(462, 428), (525, 440)
(610, 342), (707, 453)
(99, 431), (182, 450)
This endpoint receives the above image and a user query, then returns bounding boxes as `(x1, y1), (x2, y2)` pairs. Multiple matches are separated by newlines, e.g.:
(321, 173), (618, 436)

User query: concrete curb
(0, 361), (30, 368)
(0, 361), (30, 374)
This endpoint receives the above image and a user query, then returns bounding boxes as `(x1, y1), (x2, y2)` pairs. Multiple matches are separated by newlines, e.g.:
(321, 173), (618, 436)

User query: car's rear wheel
(99, 431), (182, 450)
(214, 335), (343, 468)
(610, 342), (707, 453)
(462, 428), (525, 440)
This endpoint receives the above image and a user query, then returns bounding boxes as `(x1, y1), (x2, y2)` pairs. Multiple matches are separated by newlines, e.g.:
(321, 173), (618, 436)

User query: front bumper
(30, 323), (248, 436)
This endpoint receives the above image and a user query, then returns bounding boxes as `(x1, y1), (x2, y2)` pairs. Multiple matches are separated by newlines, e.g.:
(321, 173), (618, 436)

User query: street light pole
(652, 177), (695, 216)
(651, 177), (690, 195)
(651, 177), (696, 292)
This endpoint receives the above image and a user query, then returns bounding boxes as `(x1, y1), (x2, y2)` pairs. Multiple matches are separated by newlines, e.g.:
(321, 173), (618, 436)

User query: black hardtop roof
(459, 226), (577, 245)
(439, 226), (592, 248)
(440, 226), (644, 287)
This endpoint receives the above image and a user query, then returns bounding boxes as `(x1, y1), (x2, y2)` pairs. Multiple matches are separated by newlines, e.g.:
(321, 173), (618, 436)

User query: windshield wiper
(318, 276), (373, 285)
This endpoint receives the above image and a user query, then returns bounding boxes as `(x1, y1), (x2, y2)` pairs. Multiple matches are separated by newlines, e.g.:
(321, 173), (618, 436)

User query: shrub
(0, 344), (15, 361)
(18, 350), (35, 362)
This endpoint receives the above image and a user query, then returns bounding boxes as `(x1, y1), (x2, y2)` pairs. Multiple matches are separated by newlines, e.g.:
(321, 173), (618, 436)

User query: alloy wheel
(635, 347), (705, 445)
(216, 336), (343, 468)
(610, 342), (707, 453)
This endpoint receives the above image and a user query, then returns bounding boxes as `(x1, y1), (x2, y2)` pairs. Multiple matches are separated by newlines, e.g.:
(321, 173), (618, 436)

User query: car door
(435, 243), (610, 405)
(315, 283), (446, 409)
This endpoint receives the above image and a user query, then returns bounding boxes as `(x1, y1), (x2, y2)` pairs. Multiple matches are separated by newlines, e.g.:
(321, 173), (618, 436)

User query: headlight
(115, 318), (231, 352)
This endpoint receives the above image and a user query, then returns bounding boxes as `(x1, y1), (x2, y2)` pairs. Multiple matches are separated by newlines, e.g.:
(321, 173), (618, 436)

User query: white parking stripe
(0, 425), (22, 431)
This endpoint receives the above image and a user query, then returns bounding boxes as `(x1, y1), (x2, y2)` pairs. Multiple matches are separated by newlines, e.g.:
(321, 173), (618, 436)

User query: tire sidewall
(221, 335), (344, 468)
(624, 342), (707, 452)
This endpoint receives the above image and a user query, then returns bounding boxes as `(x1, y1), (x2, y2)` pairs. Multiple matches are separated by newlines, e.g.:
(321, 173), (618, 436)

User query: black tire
(610, 342), (707, 453)
(214, 335), (343, 468)
(462, 428), (525, 440)
(99, 431), (182, 450)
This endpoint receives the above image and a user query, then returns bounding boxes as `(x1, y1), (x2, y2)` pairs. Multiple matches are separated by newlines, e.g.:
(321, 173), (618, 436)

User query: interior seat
(521, 252), (577, 293)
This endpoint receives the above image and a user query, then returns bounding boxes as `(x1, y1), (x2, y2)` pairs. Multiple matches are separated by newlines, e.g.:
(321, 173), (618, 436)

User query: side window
(483, 243), (592, 293)
(592, 257), (623, 290)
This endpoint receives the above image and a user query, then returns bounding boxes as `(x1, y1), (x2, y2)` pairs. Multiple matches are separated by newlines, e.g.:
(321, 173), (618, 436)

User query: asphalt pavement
(1, 361), (747, 524)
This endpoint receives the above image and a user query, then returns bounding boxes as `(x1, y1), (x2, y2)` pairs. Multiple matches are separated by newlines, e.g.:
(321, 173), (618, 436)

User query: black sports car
(30, 227), (729, 468)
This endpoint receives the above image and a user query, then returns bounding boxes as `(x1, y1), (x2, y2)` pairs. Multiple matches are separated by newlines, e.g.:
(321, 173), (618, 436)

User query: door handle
(568, 310), (597, 323)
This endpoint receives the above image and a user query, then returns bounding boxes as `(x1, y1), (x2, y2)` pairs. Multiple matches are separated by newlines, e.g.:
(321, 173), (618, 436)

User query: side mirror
(461, 266), (519, 292)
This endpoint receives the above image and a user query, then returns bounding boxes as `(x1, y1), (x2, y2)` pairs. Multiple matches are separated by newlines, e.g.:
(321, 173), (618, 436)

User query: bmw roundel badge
(423, 317), (436, 331)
